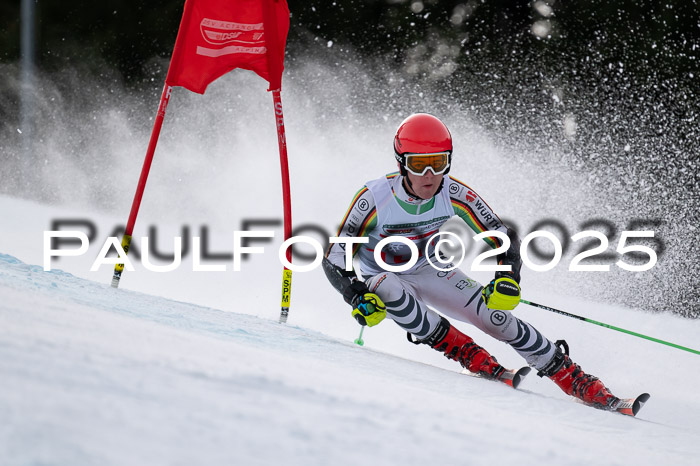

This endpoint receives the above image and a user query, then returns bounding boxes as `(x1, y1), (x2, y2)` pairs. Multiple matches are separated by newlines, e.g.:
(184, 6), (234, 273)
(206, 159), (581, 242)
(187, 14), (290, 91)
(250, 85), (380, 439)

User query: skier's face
(405, 169), (442, 199)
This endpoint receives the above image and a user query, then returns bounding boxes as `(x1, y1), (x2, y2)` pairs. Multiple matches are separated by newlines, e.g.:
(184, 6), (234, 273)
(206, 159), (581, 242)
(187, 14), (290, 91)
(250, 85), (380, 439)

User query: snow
(1, 197), (700, 465)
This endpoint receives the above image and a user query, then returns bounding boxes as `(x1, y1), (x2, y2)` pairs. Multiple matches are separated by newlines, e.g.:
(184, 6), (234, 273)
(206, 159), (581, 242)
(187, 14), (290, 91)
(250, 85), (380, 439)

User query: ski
(462, 366), (531, 389)
(498, 366), (532, 389)
(459, 363), (648, 414)
(611, 393), (651, 417)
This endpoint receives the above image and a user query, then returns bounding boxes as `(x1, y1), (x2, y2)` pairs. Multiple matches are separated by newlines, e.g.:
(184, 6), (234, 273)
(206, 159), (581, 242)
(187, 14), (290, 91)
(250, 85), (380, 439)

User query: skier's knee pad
(365, 272), (405, 305)
(479, 307), (518, 341)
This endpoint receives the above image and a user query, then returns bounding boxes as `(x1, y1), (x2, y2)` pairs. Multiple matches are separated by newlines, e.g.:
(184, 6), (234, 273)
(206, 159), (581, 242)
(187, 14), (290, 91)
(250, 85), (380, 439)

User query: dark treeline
(2, 1), (697, 146)
(1, 1), (697, 85)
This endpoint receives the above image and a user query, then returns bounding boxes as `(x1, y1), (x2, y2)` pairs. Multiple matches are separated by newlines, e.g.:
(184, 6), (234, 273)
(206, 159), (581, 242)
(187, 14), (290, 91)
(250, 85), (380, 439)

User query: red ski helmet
(394, 113), (452, 176)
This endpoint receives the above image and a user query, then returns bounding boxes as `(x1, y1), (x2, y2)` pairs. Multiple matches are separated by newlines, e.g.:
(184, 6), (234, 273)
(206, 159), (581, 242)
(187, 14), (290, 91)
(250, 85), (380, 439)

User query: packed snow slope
(2, 250), (700, 465)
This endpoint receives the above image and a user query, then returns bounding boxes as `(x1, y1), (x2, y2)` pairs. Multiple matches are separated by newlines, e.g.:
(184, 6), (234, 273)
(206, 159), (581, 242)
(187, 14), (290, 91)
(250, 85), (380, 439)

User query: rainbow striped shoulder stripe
(330, 186), (378, 257)
(336, 173), (399, 240)
(448, 175), (503, 249)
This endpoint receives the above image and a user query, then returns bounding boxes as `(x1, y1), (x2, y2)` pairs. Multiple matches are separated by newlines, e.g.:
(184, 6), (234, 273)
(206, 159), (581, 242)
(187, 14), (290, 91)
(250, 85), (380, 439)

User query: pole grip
(279, 268), (292, 323)
(110, 234), (132, 288)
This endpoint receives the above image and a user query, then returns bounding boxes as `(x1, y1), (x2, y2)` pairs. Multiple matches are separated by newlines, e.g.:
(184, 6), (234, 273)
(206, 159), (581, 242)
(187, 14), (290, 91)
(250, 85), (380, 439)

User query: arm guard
(496, 227), (523, 283)
(322, 257), (358, 296)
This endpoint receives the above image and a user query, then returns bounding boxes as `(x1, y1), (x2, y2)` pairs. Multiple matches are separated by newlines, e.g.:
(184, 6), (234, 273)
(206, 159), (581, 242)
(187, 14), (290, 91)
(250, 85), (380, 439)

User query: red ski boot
(539, 341), (619, 409)
(413, 317), (530, 388)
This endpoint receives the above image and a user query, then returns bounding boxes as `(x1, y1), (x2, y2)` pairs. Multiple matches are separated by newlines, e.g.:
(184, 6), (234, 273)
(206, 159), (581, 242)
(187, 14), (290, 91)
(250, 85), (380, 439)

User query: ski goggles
(402, 152), (451, 176)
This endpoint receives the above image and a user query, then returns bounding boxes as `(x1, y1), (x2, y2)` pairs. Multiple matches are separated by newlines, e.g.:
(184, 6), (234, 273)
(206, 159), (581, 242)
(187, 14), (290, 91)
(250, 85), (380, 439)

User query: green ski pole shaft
(354, 326), (365, 346)
(520, 299), (700, 355)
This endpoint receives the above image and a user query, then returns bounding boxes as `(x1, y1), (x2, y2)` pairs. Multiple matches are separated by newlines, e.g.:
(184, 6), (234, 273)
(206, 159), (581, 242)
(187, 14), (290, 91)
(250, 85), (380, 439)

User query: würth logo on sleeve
(197, 19), (266, 57)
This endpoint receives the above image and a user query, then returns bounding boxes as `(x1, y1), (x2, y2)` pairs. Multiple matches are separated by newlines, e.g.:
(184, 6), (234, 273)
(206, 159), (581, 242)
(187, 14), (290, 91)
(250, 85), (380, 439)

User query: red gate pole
(111, 84), (173, 288)
(272, 89), (293, 323)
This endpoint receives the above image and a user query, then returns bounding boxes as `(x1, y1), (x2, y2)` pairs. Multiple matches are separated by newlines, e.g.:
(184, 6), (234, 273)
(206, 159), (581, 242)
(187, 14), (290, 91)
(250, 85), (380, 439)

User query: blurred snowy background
(0, 1), (698, 316)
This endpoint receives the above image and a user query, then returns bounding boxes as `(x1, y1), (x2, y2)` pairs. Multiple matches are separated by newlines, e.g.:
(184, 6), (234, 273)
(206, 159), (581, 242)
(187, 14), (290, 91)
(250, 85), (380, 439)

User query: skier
(322, 113), (622, 410)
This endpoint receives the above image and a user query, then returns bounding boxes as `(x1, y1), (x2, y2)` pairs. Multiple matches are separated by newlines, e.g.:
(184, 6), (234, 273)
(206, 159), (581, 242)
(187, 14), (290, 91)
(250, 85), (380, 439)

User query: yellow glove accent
(351, 293), (387, 327)
(482, 277), (521, 311)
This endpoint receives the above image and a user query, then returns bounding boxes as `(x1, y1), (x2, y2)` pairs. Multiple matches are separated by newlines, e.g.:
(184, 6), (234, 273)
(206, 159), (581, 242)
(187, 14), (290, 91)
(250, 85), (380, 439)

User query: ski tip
(633, 393), (651, 417)
(509, 366), (532, 389)
(462, 366), (532, 389)
(615, 392), (650, 417)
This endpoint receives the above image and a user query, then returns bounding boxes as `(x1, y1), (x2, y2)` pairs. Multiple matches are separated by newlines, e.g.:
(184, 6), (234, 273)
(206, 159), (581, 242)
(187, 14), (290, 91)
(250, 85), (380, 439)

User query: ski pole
(521, 299), (700, 355)
(354, 326), (365, 346)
